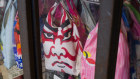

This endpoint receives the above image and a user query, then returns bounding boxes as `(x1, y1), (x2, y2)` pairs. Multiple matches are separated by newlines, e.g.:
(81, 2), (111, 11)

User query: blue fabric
(122, 7), (130, 28)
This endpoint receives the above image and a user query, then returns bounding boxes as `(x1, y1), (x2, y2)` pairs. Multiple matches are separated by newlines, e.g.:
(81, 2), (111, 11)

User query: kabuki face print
(41, 3), (82, 75)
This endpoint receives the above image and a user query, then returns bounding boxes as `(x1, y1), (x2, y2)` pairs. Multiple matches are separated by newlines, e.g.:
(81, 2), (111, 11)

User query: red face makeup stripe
(47, 7), (54, 26)
(44, 46), (55, 58)
(62, 10), (66, 24)
(54, 35), (63, 44)
(44, 46), (66, 60)
(77, 41), (83, 51)
(75, 41), (83, 56)
(44, 46), (77, 61)
(61, 47), (77, 61)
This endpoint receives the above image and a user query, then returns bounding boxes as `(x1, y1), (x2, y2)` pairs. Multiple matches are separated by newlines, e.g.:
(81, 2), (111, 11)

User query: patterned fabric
(81, 24), (130, 79)
(13, 13), (23, 69)
(81, 24), (97, 79)
(124, 3), (140, 23)
(122, 6), (137, 79)
(41, 2), (82, 76)
(124, 4), (140, 79)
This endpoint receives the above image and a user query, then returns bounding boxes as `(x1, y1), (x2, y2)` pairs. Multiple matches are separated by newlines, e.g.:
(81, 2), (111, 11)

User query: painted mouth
(52, 61), (72, 69)
(57, 65), (65, 68)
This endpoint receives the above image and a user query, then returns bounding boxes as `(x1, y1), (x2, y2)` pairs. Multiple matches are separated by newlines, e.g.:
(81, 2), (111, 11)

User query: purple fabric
(129, 9), (140, 40)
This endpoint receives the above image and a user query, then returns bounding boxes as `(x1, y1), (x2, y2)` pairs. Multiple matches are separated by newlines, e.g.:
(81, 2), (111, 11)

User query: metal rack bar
(95, 0), (123, 79)
(31, 0), (42, 79)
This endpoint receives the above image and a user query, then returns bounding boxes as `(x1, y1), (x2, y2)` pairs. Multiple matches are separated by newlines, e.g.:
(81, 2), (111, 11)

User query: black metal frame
(17, 0), (42, 79)
(95, 0), (123, 79)
(17, 0), (123, 79)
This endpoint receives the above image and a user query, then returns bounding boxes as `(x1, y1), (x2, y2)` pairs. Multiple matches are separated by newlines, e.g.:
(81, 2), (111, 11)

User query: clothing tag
(0, 0), (5, 7)
(54, 75), (61, 79)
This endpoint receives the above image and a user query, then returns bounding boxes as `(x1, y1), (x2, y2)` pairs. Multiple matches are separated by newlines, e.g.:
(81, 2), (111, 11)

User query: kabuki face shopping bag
(81, 24), (130, 79)
(41, 2), (82, 76)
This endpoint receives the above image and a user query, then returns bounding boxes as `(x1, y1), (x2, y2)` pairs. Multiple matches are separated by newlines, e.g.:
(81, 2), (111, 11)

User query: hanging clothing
(0, 0), (17, 69)
(81, 23), (130, 79)
(123, 3), (140, 79)
(124, 3), (140, 23)
(12, 12), (23, 69)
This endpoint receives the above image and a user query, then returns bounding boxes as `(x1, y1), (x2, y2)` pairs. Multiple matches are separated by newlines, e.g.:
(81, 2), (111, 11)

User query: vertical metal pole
(17, 0), (36, 79)
(17, 0), (42, 79)
(31, 0), (42, 79)
(95, 0), (123, 79)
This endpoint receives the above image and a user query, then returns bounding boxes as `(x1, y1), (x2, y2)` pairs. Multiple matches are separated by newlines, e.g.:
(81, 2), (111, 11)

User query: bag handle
(47, 2), (71, 26)
(60, 1), (73, 23)
(65, 0), (76, 15)
(2, 0), (17, 28)
(70, 0), (78, 12)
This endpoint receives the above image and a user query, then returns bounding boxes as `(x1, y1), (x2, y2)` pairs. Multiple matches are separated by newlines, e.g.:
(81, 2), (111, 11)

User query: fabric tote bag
(81, 24), (130, 79)
(1, 0), (17, 69)
(41, 2), (82, 76)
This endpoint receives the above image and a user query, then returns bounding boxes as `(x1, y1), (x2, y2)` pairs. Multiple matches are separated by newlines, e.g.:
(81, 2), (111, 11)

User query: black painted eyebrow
(44, 21), (58, 32)
(44, 19), (70, 32)
(61, 19), (70, 29)
(64, 28), (72, 36)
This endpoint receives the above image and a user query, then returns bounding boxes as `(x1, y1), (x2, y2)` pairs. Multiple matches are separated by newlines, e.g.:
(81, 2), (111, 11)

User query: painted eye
(63, 31), (71, 40)
(44, 33), (54, 39)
